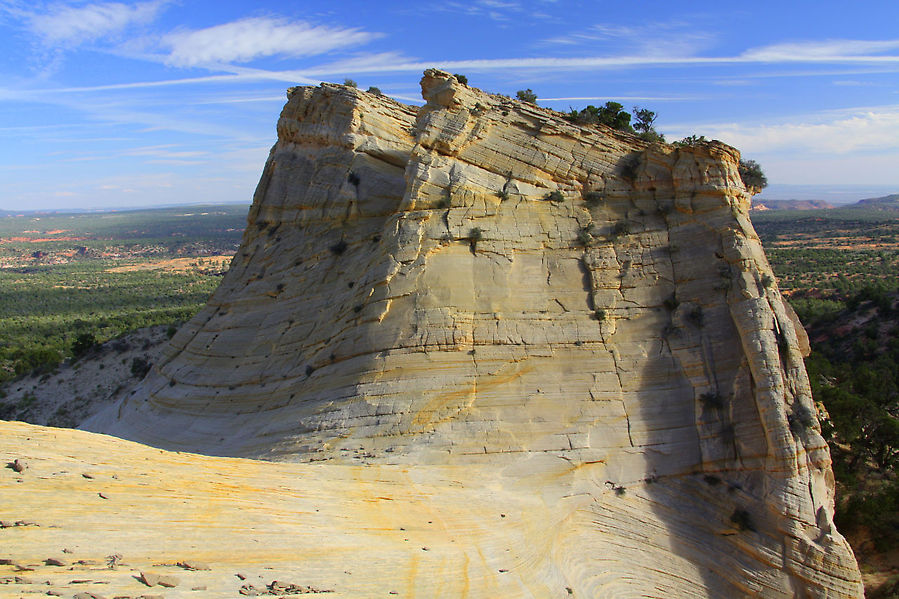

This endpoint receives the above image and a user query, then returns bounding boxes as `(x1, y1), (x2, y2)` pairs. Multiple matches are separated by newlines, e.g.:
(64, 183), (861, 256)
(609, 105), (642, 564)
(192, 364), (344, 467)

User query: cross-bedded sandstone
(48, 70), (865, 597)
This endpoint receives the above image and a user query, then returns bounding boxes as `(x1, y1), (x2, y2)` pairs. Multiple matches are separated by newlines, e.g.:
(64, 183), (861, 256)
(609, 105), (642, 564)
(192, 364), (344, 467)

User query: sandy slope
(0, 325), (170, 427)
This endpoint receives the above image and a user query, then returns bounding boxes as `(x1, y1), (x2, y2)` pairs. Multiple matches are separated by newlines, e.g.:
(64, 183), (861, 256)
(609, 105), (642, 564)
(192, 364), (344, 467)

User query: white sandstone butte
(2, 70), (861, 598)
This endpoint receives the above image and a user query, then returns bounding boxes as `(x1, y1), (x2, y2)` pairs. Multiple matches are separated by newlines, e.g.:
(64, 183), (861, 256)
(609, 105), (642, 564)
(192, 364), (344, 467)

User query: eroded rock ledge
(72, 70), (863, 597)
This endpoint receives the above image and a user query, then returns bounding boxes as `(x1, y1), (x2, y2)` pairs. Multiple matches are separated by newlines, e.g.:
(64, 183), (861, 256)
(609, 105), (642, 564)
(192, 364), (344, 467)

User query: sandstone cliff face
(79, 70), (862, 597)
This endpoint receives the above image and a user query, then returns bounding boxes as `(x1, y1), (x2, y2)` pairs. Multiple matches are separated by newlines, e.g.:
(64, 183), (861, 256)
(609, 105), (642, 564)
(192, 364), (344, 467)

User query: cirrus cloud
(741, 38), (899, 62)
(162, 17), (380, 67)
(671, 105), (899, 156)
(27, 1), (166, 45)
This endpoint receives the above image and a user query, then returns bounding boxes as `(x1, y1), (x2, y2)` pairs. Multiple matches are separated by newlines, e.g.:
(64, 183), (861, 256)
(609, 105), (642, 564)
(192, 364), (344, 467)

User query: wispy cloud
(122, 144), (207, 159)
(741, 39), (899, 62)
(291, 34), (899, 78)
(669, 105), (899, 155)
(542, 21), (715, 59)
(832, 80), (879, 87)
(424, 0), (527, 22)
(27, 1), (166, 46)
(0, 70), (316, 100)
(188, 95), (285, 105)
(162, 17), (380, 67)
(300, 47), (899, 77)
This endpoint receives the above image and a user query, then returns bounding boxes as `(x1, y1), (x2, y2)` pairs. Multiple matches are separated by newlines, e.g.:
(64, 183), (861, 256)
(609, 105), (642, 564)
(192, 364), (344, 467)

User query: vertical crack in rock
(81, 70), (863, 598)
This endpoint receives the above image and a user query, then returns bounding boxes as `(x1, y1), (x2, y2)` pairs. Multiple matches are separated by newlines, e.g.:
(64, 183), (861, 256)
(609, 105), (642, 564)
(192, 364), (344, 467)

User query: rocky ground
(0, 325), (171, 428)
(1, 420), (576, 598)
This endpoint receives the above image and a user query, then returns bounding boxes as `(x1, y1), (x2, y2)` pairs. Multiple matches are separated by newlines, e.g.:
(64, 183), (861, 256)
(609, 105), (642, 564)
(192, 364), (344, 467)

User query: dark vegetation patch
(755, 206), (899, 591)
(0, 205), (246, 383)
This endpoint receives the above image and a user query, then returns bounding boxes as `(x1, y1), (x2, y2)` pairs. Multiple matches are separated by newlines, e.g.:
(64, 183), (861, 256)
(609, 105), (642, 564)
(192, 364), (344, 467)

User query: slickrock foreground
(5, 71), (863, 597)
(2, 420), (564, 597)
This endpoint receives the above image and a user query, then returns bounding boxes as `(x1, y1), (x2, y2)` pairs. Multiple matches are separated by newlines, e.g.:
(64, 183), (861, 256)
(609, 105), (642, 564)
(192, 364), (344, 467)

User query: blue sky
(1, 0), (898, 210)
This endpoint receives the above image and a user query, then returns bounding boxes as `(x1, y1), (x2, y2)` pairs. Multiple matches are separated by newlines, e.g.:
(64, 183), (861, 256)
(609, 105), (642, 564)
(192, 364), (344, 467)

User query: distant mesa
(751, 199), (835, 211)
(854, 193), (899, 211)
(752, 193), (899, 212)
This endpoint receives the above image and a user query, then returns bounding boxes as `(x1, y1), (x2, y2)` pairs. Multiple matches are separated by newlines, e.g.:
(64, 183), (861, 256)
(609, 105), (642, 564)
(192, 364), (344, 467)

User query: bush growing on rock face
(453, 73), (468, 85)
(730, 508), (756, 532)
(610, 221), (630, 238)
(563, 103), (663, 140)
(738, 159), (768, 191)
(673, 134), (708, 146)
(620, 155), (640, 182)
(632, 107), (657, 133)
(343, 78), (357, 88)
(544, 190), (564, 202)
(636, 130), (665, 143)
(566, 102), (633, 132)
(632, 107), (665, 142)
(366, 86), (382, 96)
(788, 404), (816, 437)
(577, 226), (595, 246)
(516, 89), (537, 104)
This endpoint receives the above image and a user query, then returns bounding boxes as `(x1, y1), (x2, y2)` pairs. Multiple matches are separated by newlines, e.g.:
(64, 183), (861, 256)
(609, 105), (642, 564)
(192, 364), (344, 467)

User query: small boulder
(7, 459), (27, 473)
(157, 575), (179, 588)
(44, 557), (67, 567)
(138, 571), (160, 587)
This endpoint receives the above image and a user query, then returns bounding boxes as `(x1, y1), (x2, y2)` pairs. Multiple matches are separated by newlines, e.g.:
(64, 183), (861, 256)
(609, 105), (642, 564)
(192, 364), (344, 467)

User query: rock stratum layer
(3, 70), (861, 597)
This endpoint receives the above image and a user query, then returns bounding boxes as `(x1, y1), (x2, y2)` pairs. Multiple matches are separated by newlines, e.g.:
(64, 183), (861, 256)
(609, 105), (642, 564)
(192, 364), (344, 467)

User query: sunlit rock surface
(53, 70), (864, 597)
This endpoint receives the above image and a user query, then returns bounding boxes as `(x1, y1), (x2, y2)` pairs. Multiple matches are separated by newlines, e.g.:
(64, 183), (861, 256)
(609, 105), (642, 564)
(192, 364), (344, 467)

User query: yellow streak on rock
(411, 362), (535, 429)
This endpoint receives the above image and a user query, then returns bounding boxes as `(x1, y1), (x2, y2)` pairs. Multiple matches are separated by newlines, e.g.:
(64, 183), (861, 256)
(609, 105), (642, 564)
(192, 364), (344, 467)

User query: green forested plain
(0, 204), (247, 381)
(753, 208), (899, 323)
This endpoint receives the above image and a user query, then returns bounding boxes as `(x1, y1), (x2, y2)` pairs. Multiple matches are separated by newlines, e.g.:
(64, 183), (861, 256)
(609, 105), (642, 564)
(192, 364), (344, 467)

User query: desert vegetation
(755, 204), (899, 592)
(0, 205), (245, 382)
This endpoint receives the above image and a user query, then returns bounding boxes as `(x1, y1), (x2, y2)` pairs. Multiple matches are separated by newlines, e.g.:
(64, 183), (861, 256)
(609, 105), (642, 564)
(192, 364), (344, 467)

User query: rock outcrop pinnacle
(72, 70), (865, 596)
